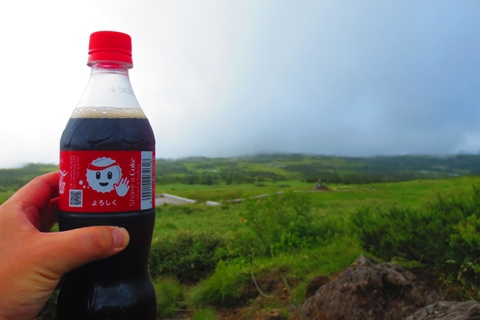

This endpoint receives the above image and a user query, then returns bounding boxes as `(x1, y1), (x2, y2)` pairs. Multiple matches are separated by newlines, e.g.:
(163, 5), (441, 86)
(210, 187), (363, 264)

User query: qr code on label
(69, 190), (83, 207)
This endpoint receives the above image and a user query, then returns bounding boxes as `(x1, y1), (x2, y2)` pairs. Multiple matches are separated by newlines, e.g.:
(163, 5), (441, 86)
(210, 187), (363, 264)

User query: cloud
(2, 1), (480, 168)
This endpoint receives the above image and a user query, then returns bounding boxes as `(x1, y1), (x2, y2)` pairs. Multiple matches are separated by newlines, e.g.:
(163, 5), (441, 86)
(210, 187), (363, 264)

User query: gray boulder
(406, 300), (480, 319)
(301, 255), (441, 320)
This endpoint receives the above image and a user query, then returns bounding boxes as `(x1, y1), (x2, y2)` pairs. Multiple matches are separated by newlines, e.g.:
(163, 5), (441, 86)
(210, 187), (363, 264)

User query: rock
(301, 255), (441, 320)
(305, 275), (330, 299)
(406, 300), (480, 320)
(314, 179), (329, 190)
(206, 200), (222, 206)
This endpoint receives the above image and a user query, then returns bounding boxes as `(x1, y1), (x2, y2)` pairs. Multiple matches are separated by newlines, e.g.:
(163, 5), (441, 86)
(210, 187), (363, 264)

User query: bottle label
(59, 151), (155, 212)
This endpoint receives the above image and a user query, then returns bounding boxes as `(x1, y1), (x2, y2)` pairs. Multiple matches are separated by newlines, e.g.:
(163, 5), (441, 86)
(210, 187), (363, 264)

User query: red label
(59, 151), (155, 213)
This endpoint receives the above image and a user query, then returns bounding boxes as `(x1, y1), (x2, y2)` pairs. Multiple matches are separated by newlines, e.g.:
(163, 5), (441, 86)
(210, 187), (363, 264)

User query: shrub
(192, 307), (219, 320)
(352, 184), (480, 297)
(239, 192), (337, 257)
(149, 231), (226, 282)
(351, 205), (423, 262)
(153, 277), (184, 318)
(449, 215), (480, 290)
(188, 260), (248, 308)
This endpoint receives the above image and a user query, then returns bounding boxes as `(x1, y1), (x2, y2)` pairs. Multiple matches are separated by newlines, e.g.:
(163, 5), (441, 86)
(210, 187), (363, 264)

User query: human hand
(0, 172), (130, 320)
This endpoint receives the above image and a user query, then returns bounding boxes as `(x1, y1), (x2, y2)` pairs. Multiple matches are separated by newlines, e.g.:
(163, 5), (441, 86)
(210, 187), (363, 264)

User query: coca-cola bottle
(57, 30), (156, 319)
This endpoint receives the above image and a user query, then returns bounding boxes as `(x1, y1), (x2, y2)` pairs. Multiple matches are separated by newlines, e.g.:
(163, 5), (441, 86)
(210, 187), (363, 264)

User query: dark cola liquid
(57, 109), (156, 320)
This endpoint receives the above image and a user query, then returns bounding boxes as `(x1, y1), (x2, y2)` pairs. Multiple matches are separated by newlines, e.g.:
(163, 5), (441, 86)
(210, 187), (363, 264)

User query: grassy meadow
(2, 154), (480, 319)
(151, 173), (480, 319)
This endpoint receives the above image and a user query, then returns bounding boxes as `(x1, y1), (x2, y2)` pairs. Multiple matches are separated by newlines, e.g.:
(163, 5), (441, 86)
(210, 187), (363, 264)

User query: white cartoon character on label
(86, 157), (130, 196)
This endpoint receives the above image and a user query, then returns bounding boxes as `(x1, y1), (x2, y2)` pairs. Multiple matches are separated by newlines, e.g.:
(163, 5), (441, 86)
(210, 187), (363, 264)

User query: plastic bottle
(57, 30), (156, 320)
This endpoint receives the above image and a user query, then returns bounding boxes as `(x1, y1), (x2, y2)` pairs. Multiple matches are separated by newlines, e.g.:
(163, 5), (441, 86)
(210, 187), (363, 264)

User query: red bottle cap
(88, 31), (133, 67)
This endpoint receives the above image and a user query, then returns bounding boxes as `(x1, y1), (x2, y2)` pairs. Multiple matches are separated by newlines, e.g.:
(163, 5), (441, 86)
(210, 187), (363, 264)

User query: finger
(23, 197), (59, 232)
(37, 226), (130, 274)
(9, 172), (59, 213)
(0, 172), (58, 231)
(2, 172), (59, 230)
(39, 198), (59, 232)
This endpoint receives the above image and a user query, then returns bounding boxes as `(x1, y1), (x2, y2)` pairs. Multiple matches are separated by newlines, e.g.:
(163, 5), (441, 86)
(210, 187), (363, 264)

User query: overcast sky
(1, 1), (480, 168)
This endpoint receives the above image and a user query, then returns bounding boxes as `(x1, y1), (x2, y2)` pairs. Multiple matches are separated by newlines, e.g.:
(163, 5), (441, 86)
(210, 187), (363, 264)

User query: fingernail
(111, 227), (129, 248)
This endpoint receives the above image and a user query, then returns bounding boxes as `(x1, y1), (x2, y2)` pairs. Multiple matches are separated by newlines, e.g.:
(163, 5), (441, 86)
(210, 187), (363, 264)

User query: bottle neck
(76, 61), (141, 110)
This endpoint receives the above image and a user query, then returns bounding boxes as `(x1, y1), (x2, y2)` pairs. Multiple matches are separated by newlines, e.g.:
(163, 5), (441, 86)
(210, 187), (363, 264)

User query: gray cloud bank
(153, 1), (480, 159)
(2, 1), (479, 169)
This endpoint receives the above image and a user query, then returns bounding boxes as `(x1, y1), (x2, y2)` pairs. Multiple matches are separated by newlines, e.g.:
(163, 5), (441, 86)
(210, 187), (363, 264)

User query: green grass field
(3, 155), (480, 319)
(149, 175), (480, 319)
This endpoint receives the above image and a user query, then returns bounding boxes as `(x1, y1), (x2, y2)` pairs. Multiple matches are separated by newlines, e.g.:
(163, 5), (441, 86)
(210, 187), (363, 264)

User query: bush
(192, 307), (219, 320)
(188, 260), (248, 308)
(149, 231), (226, 282)
(239, 192), (337, 257)
(153, 277), (184, 318)
(449, 215), (480, 290)
(352, 184), (480, 297)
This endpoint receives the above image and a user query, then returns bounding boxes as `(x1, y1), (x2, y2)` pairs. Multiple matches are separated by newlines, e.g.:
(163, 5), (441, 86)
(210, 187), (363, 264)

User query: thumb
(39, 226), (130, 275)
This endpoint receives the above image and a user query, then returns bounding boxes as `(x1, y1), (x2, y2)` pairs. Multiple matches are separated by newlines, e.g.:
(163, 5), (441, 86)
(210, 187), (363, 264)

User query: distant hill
(2, 154), (480, 190)
(0, 163), (57, 191)
(155, 153), (480, 185)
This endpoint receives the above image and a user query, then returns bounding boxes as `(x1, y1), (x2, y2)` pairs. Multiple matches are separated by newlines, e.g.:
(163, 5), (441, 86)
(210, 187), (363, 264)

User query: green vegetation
(0, 163), (57, 203)
(352, 183), (480, 298)
(153, 277), (184, 318)
(3, 154), (480, 318)
(156, 153), (480, 186)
